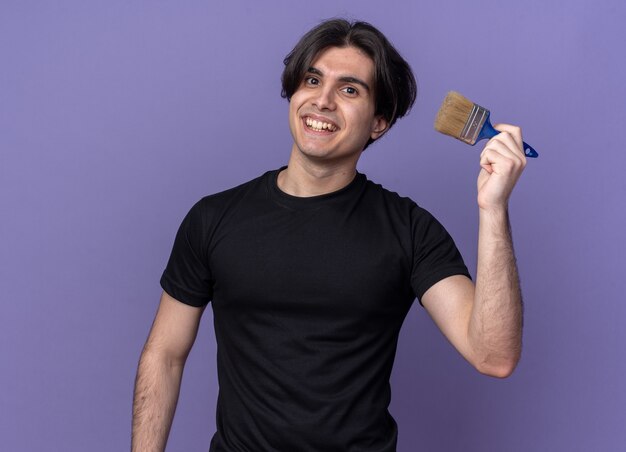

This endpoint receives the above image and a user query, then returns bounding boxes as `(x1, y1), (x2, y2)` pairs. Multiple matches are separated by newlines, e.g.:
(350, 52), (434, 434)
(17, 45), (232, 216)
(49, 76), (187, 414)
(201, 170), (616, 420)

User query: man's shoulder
(192, 168), (277, 210)
(361, 174), (441, 225)
(362, 175), (419, 209)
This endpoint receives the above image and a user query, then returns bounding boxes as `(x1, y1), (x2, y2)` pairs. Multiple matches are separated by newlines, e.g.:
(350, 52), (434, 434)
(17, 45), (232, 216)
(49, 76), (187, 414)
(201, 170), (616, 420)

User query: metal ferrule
(460, 104), (490, 145)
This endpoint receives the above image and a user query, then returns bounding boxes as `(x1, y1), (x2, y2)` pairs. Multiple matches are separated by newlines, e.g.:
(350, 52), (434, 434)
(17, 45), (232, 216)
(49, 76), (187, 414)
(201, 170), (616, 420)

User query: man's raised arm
(422, 123), (526, 378)
(132, 291), (205, 451)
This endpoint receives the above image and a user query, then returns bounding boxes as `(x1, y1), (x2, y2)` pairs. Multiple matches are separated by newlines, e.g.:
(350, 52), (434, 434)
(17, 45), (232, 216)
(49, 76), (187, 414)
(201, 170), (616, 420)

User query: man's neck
(277, 150), (359, 197)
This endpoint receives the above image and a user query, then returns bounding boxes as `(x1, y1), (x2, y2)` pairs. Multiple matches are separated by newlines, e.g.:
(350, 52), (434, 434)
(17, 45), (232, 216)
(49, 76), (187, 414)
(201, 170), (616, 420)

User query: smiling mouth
(304, 117), (338, 132)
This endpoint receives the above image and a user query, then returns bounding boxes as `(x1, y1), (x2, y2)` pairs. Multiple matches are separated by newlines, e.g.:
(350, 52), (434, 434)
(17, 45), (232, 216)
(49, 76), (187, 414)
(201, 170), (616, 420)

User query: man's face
(288, 46), (387, 165)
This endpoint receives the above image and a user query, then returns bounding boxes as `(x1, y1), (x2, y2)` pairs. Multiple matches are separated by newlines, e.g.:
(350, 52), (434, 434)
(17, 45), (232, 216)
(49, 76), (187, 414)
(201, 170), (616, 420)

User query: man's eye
(342, 86), (357, 95)
(305, 77), (319, 85)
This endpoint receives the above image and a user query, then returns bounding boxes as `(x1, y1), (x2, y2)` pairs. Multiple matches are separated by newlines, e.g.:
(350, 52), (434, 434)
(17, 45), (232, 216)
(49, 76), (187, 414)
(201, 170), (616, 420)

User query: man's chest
(207, 206), (414, 318)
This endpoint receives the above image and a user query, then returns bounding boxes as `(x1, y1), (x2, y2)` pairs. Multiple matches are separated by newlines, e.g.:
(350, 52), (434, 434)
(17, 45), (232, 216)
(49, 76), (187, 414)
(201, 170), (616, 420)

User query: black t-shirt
(160, 168), (470, 452)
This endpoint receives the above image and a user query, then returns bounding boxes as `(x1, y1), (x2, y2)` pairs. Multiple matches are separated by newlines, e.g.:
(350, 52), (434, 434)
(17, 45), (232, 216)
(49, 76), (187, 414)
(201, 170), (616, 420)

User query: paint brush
(434, 91), (538, 158)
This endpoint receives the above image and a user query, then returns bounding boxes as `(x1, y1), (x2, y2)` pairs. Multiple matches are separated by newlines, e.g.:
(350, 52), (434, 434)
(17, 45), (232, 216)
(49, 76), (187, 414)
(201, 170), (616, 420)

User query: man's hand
(477, 124), (527, 211)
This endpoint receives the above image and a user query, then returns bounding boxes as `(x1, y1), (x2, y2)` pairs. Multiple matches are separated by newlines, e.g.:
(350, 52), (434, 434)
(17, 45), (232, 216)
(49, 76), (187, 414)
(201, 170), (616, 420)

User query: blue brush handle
(477, 113), (539, 158)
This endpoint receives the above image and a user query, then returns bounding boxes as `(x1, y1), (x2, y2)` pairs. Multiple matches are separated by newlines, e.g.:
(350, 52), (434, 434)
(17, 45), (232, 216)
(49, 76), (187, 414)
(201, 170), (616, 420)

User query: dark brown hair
(281, 19), (417, 148)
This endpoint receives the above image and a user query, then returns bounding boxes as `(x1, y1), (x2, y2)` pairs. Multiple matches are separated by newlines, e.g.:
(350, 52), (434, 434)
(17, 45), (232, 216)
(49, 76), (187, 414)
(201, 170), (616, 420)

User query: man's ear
(370, 116), (388, 140)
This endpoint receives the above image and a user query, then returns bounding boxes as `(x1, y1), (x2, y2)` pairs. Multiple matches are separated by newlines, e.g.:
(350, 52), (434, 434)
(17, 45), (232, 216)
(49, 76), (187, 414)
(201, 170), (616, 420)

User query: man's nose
(313, 86), (336, 110)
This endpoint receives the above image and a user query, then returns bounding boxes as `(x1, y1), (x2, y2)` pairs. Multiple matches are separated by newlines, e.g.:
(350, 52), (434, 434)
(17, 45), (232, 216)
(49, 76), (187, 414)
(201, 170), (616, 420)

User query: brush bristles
(434, 91), (476, 139)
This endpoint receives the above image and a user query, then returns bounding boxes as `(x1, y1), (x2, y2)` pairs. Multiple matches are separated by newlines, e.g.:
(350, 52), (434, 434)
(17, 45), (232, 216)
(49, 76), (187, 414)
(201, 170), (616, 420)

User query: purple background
(1, 1), (624, 451)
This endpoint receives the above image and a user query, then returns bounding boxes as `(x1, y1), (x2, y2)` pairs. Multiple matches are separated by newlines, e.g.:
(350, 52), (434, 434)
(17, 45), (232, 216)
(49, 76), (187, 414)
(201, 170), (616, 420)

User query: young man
(132, 19), (525, 452)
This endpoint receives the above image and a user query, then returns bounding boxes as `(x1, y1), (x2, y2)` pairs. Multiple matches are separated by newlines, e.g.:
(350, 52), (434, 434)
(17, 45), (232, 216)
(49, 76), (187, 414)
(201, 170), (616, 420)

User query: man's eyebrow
(305, 66), (371, 92)
(306, 67), (323, 77)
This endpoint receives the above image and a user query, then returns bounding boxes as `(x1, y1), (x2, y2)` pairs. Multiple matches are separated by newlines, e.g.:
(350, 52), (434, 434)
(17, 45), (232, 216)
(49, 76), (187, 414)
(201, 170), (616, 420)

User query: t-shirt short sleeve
(160, 200), (213, 307)
(410, 205), (471, 304)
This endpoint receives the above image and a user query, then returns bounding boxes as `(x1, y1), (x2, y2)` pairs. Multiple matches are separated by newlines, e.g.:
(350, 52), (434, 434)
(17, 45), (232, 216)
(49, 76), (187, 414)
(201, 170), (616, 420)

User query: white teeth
(305, 117), (336, 132)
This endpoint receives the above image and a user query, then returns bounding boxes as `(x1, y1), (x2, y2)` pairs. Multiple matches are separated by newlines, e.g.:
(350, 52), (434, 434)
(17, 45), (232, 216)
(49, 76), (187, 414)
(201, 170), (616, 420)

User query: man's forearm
(468, 207), (523, 377)
(131, 349), (185, 451)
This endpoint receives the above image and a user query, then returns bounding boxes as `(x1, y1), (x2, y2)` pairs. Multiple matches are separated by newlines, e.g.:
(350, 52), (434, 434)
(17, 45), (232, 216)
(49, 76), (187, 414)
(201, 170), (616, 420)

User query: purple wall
(1, 1), (624, 450)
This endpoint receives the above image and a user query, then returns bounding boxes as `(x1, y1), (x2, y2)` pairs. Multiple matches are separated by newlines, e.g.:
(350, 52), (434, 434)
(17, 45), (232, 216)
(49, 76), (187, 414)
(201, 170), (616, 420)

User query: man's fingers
(480, 139), (526, 175)
(493, 123), (524, 151)
(481, 134), (526, 167)
(481, 137), (514, 162)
